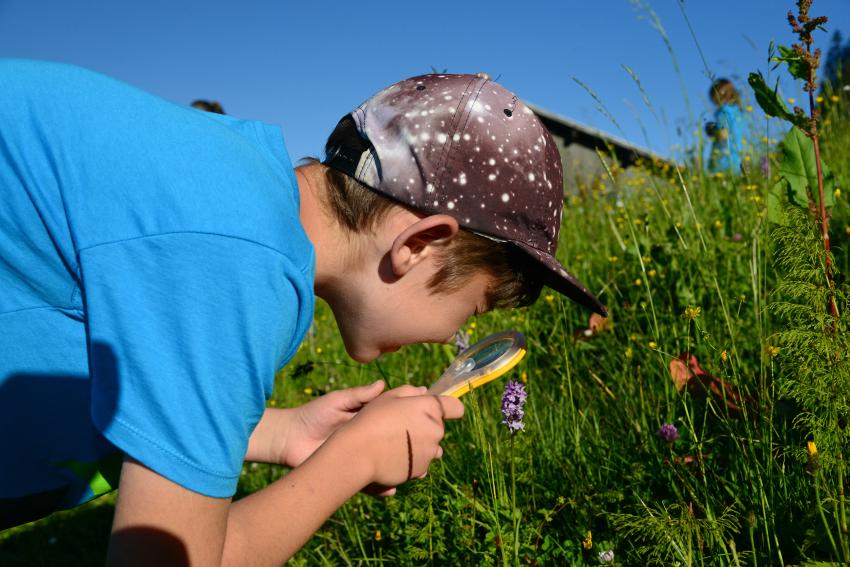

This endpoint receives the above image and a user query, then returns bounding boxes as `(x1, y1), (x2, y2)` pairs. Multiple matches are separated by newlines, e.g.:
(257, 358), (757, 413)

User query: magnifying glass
(428, 330), (526, 398)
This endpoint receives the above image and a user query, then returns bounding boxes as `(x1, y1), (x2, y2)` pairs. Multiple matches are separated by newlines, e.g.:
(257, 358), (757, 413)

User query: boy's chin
(342, 342), (382, 364)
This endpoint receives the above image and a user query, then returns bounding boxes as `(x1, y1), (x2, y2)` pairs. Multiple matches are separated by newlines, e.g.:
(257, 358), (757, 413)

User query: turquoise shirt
(0, 60), (315, 524)
(708, 104), (746, 174)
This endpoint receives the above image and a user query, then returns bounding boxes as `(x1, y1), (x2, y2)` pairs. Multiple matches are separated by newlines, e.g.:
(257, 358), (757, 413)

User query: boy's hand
(282, 380), (386, 468)
(324, 386), (464, 488)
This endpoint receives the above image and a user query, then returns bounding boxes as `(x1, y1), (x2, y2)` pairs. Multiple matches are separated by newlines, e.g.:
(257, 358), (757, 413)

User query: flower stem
(806, 36), (838, 323)
(838, 452), (849, 563)
(814, 467), (841, 561)
(511, 434), (519, 565)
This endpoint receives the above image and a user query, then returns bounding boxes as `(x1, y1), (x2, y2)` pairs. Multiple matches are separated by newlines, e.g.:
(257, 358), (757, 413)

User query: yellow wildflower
(315, 347), (323, 354)
(721, 350), (728, 363)
(545, 294), (555, 303)
(682, 306), (702, 320)
(469, 321), (477, 329)
(303, 387), (313, 395)
(634, 278), (643, 286)
(648, 341), (658, 350)
(816, 96), (824, 103)
(835, 188), (842, 199)
(832, 95), (840, 103)
(521, 371), (528, 384)
(713, 219), (723, 229)
(582, 531), (593, 550)
(642, 255), (652, 264)
(634, 218), (643, 226)
(766, 345), (780, 358)
(625, 347), (633, 359)
(374, 530), (382, 541)
(608, 255), (619, 263)
(807, 441), (818, 457)
(648, 269), (657, 278)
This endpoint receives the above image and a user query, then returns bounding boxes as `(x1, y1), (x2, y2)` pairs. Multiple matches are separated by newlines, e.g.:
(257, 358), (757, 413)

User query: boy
(0, 60), (605, 564)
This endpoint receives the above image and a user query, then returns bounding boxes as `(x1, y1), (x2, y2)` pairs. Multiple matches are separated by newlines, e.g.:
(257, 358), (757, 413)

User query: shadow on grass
(0, 494), (115, 566)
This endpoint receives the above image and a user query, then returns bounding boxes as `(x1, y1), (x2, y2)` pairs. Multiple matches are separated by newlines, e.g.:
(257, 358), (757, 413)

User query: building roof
(528, 103), (668, 168)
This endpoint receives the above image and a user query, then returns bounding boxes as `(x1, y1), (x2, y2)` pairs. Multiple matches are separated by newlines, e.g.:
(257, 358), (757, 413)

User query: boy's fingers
(352, 380), (385, 403)
(362, 483), (396, 497)
(386, 385), (427, 398)
(333, 380), (385, 411)
(435, 395), (464, 420)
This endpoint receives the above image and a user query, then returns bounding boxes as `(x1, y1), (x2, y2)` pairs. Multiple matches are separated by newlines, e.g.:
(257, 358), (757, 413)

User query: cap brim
(512, 242), (607, 316)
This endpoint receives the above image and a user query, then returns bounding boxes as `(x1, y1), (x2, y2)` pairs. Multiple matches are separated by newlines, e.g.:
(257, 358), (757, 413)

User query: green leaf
(748, 72), (794, 122)
(777, 126), (835, 209)
(771, 45), (809, 81)
(767, 180), (791, 225)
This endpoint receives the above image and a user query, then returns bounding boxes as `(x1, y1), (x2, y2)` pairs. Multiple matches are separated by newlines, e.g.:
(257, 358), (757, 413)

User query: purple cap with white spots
(325, 73), (605, 315)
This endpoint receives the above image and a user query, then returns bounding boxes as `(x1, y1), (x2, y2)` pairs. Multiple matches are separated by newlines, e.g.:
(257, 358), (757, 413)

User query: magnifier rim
(449, 330), (525, 375)
(429, 330), (527, 397)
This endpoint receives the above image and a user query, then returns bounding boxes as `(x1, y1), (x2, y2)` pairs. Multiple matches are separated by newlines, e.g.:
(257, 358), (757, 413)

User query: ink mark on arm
(405, 430), (413, 481)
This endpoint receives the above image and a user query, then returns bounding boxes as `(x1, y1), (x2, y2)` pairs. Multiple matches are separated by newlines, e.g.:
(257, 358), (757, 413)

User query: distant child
(191, 99), (226, 114)
(0, 60), (605, 565)
(705, 77), (746, 174)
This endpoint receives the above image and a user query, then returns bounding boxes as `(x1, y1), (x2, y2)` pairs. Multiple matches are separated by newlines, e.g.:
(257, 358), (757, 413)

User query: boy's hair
(709, 78), (740, 106)
(315, 116), (544, 310)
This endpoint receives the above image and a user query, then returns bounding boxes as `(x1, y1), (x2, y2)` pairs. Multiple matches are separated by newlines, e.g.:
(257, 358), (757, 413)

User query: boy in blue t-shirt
(705, 77), (747, 174)
(0, 61), (605, 564)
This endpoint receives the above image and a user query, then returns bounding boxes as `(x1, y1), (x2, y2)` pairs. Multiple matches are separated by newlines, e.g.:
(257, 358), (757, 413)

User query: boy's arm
(109, 444), (369, 566)
(108, 387), (463, 566)
(245, 380), (387, 466)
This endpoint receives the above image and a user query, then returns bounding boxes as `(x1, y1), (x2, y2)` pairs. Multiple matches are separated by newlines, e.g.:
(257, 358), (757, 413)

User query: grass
(3, 11), (850, 567)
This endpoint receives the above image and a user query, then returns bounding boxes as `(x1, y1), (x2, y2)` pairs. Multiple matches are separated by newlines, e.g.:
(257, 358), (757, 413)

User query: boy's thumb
(356, 380), (386, 402)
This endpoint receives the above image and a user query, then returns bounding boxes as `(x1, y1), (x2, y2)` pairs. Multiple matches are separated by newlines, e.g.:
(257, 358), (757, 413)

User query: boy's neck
(295, 164), (350, 297)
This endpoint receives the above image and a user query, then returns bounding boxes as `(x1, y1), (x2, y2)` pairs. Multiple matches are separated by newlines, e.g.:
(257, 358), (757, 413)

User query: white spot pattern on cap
(338, 73), (604, 314)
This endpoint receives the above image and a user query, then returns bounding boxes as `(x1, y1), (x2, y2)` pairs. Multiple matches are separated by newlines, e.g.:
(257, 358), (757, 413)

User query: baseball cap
(324, 73), (606, 316)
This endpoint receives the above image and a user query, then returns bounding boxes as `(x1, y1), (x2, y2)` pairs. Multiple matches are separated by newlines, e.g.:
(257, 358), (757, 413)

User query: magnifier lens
(471, 339), (513, 368)
(429, 331), (526, 397)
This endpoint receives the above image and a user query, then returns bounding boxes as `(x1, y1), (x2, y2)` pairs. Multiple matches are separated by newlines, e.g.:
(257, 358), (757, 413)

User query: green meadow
(3, 4), (850, 566)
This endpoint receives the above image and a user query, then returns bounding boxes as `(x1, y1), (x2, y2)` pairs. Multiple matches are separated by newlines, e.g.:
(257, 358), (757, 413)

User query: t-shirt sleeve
(79, 232), (309, 497)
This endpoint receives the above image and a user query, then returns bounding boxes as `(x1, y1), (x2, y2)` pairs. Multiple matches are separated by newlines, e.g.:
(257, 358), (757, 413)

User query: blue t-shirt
(0, 60), (315, 521)
(708, 104), (746, 174)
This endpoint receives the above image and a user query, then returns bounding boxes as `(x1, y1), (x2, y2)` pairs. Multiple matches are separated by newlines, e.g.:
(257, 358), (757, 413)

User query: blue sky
(1, 0), (848, 161)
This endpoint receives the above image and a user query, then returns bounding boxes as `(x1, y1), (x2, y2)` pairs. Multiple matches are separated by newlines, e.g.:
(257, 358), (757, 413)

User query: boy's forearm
(222, 435), (370, 566)
(245, 407), (294, 464)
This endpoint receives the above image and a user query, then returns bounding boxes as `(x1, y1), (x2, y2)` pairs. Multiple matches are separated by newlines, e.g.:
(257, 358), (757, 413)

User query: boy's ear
(390, 214), (460, 277)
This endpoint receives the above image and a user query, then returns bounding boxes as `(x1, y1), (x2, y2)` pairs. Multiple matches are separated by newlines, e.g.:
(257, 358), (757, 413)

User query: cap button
(476, 72), (491, 81)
